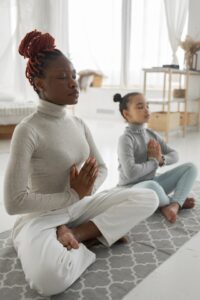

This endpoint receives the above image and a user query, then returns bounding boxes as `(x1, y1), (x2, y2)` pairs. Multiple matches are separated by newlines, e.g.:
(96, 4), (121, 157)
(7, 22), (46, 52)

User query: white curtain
(120, 0), (131, 87)
(128, 0), (172, 87)
(164, 0), (189, 65)
(68, 0), (122, 86)
(0, 0), (69, 102)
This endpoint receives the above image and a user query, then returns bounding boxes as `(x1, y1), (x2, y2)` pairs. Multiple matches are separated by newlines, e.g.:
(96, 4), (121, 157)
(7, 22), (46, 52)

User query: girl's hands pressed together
(70, 157), (98, 199)
(147, 139), (162, 163)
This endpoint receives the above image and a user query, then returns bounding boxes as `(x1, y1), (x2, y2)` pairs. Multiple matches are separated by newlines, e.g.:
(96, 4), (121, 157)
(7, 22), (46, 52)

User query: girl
(3, 30), (159, 296)
(114, 92), (198, 223)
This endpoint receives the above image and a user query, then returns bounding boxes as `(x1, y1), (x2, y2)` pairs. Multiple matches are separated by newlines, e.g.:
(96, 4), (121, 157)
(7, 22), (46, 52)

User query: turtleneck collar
(37, 99), (67, 118)
(128, 123), (145, 133)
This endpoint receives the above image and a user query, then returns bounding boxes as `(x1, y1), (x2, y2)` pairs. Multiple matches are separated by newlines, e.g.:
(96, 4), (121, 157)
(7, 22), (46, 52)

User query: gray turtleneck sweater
(4, 99), (107, 215)
(117, 123), (178, 186)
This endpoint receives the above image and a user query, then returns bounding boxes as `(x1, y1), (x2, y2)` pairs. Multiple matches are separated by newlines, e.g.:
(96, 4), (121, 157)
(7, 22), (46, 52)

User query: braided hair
(18, 29), (63, 94)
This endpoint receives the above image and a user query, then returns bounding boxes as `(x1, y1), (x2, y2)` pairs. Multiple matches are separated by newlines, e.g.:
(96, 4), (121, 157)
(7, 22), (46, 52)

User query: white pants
(13, 187), (158, 296)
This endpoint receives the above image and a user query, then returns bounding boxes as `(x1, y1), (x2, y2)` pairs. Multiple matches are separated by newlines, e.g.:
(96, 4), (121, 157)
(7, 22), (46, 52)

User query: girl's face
(122, 94), (150, 124)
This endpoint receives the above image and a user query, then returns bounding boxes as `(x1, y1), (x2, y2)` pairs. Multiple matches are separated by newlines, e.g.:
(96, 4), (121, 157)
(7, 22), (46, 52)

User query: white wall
(76, 87), (170, 121)
(188, 0), (200, 39)
(76, 87), (139, 121)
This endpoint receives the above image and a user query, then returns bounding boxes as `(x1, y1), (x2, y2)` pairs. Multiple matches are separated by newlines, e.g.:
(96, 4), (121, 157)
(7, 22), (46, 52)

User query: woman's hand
(147, 139), (162, 162)
(70, 157), (98, 199)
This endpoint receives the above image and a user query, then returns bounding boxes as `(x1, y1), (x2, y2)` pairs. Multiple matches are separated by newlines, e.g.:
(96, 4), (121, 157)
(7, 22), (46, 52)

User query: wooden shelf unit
(143, 68), (200, 141)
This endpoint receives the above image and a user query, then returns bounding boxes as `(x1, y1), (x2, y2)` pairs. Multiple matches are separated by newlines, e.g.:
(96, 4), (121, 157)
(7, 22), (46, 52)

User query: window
(129, 0), (188, 87)
(68, 0), (188, 88)
(68, 0), (122, 86)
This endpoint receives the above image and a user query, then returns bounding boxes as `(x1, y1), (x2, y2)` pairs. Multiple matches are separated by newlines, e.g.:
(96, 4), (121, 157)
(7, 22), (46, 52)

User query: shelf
(143, 68), (200, 76)
(143, 68), (200, 141)
(147, 99), (185, 105)
(147, 98), (200, 105)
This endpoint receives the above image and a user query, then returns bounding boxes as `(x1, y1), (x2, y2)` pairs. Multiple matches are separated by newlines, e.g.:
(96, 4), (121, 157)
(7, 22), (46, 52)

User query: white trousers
(13, 187), (158, 296)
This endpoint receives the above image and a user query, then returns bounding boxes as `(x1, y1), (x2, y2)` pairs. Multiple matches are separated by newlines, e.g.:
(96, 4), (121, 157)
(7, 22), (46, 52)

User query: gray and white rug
(1, 182), (200, 300)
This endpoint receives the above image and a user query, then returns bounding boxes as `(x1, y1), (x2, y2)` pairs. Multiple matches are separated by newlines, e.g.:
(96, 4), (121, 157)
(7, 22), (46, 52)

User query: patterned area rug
(1, 182), (200, 300)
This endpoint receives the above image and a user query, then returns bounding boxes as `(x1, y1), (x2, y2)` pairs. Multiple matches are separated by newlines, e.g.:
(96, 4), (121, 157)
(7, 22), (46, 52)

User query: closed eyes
(57, 74), (77, 80)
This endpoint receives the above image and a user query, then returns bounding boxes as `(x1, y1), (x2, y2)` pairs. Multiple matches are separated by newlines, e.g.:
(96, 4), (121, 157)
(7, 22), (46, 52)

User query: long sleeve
(4, 124), (79, 215)
(81, 120), (107, 193)
(118, 134), (159, 184)
(153, 132), (179, 165)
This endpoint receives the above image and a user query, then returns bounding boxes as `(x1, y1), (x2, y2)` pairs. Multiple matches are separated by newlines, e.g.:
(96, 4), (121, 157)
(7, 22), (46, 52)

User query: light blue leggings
(133, 163), (198, 207)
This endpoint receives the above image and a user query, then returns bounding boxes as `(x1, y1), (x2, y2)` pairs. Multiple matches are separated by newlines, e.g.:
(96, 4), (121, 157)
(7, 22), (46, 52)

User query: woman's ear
(34, 77), (45, 92)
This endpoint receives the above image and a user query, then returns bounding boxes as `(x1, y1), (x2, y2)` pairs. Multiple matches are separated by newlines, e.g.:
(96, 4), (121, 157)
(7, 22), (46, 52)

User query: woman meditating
(4, 30), (159, 296)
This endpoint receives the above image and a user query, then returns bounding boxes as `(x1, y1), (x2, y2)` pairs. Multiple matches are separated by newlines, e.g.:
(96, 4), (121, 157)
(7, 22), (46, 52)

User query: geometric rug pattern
(0, 182), (200, 300)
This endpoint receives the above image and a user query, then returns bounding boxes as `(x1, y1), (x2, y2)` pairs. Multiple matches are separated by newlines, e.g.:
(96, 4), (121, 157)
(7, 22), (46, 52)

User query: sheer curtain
(128, 0), (172, 87)
(67, 0), (188, 88)
(120, 0), (132, 87)
(164, 0), (189, 65)
(128, 0), (188, 88)
(68, 0), (122, 86)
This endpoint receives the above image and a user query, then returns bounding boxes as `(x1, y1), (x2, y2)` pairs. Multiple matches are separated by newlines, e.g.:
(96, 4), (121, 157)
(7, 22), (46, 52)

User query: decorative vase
(184, 52), (193, 70)
(184, 52), (198, 70)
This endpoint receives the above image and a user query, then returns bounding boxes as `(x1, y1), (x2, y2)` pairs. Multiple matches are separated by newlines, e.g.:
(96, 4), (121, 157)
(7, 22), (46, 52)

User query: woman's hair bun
(113, 93), (122, 103)
(18, 29), (56, 59)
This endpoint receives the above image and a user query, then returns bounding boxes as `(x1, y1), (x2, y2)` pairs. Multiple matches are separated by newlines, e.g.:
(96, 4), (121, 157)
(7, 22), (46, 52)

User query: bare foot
(57, 226), (79, 250)
(182, 197), (195, 209)
(160, 203), (180, 223)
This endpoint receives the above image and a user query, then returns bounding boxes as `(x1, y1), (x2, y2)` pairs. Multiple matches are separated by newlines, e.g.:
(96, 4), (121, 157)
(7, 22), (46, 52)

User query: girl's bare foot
(57, 226), (79, 250)
(182, 197), (195, 209)
(160, 203), (179, 223)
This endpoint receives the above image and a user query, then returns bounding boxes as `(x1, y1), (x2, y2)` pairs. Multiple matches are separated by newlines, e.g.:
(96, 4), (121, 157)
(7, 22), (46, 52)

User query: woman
(4, 30), (159, 296)
(113, 92), (197, 223)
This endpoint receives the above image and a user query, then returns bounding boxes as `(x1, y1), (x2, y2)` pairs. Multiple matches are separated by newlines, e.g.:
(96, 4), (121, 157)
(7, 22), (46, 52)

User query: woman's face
(35, 55), (79, 105)
(123, 94), (150, 124)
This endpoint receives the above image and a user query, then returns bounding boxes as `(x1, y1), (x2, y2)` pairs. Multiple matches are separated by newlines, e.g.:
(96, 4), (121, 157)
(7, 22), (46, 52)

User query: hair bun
(113, 93), (122, 103)
(18, 29), (56, 59)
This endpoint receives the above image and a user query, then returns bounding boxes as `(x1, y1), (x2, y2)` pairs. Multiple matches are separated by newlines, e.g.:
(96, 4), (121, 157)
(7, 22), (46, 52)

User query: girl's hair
(113, 92), (141, 118)
(18, 29), (64, 94)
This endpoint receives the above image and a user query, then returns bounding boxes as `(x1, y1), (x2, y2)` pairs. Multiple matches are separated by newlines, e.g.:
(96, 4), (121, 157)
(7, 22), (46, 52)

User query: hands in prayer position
(147, 139), (164, 166)
(70, 157), (98, 199)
